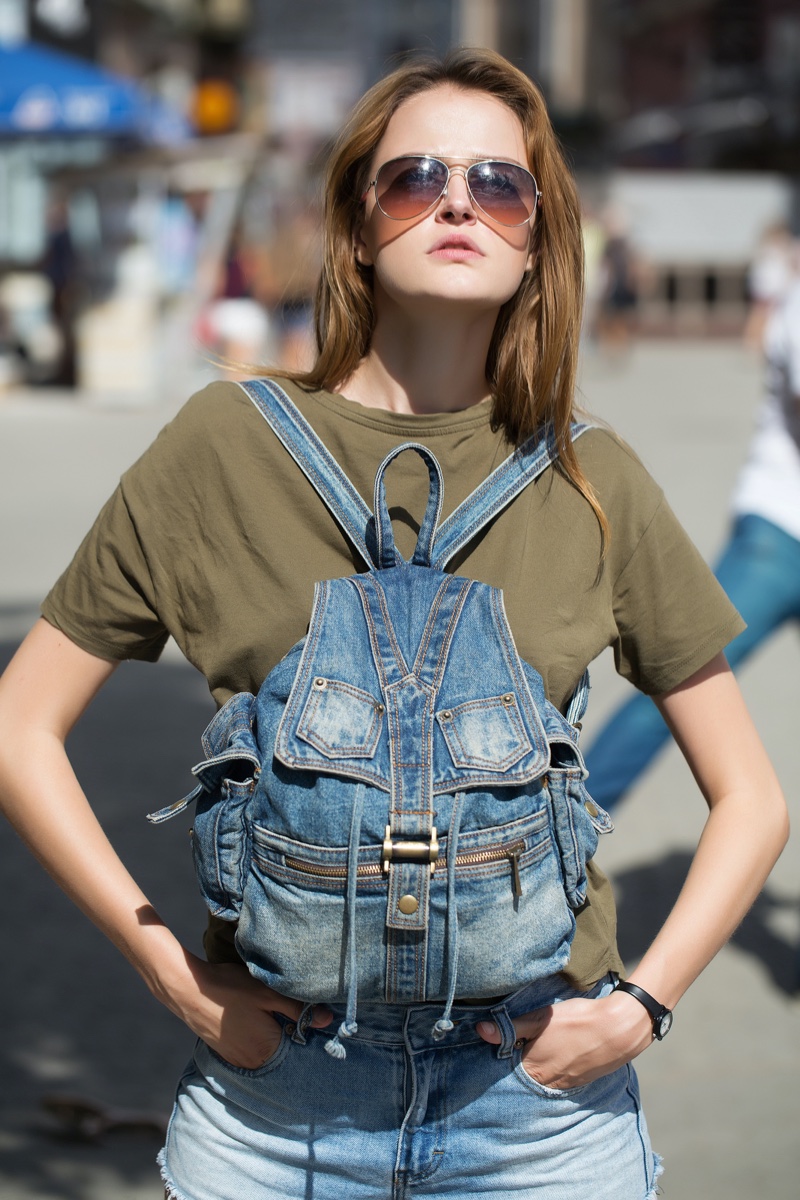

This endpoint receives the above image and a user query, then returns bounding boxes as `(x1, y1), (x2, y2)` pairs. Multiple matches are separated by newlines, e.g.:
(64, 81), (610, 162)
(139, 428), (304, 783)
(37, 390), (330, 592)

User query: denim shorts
(159, 973), (662, 1200)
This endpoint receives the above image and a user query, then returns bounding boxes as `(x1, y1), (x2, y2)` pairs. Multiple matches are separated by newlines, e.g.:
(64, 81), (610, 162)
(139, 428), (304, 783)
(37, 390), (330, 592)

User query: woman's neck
(339, 301), (497, 415)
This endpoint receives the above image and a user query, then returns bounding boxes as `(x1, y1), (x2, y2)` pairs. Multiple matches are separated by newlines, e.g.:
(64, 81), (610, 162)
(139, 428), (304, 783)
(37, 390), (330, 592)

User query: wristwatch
(614, 980), (673, 1040)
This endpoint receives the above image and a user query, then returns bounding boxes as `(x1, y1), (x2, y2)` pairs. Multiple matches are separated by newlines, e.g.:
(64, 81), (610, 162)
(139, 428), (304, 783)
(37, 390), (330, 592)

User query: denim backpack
(149, 379), (613, 1057)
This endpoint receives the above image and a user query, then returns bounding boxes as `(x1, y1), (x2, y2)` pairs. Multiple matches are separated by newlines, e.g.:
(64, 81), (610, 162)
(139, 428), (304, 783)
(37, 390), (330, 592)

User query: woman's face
(355, 85), (535, 319)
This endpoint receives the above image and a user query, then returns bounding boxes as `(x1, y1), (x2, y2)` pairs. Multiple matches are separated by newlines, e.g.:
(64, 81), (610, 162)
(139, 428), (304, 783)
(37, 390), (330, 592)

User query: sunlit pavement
(1, 341), (798, 1199)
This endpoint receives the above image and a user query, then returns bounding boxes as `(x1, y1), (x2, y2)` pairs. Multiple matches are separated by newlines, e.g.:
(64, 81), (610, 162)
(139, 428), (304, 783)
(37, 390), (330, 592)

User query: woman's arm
(478, 652), (789, 1085)
(0, 619), (330, 1068)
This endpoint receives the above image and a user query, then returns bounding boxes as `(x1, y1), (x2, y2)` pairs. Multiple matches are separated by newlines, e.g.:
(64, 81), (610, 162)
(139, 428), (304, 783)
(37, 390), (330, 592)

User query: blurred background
(1, 3), (799, 1199)
(0, 0), (798, 397)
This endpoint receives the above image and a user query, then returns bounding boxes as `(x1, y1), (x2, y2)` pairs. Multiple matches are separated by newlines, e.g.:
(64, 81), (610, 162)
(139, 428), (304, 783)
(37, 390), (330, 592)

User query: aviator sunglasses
(365, 155), (541, 227)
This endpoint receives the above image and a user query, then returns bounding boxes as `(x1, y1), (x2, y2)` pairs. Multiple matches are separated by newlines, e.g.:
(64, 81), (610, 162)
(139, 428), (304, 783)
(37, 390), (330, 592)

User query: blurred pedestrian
(744, 221), (797, 350)
(586, 275), (800, 810)
(0, 49), (787, 1200)
(596, 207), (640, 351)
(41, 195), (78, 386)
(203, 225), (273, 375)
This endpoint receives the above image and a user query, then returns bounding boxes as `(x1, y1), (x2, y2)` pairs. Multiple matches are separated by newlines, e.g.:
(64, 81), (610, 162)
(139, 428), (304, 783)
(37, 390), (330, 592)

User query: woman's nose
(437, 169), (476, 221)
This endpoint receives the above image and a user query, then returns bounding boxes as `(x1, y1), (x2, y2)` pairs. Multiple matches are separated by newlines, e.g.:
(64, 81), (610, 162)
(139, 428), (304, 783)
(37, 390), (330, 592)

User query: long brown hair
(272, 47), (606, 545)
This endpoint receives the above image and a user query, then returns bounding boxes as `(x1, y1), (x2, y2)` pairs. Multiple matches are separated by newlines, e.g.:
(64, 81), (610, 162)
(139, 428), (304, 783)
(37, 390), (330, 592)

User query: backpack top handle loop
(373, 443), (444, 570)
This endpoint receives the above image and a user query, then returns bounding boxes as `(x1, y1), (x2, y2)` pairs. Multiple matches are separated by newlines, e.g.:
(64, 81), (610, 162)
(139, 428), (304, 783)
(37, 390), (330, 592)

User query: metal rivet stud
(585, 801), (598, 817)
(502, 693), (515, 706)
(313, 677), (327, 689)
(398, 895), (419, 915)
(284, 1022), (296, 1036)
(441, 710), (452, 721)
(375, 703), (385, 714)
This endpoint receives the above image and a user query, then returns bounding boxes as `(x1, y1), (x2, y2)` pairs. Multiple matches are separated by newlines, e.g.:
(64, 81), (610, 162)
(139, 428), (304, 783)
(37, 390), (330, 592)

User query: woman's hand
(159, 953), (333, 1070)
(476, 990), (653, 1091)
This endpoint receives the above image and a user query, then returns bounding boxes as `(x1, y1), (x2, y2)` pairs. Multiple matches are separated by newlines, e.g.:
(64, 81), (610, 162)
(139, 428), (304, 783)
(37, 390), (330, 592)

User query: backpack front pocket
(237, 807), (575, 1004)
(436, 695), (532, 772)
(297, 678), (384, 759)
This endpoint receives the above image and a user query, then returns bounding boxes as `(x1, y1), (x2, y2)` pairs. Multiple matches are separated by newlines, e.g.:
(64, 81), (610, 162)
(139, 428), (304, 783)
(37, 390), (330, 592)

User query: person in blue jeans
(587, 278), (800, 810)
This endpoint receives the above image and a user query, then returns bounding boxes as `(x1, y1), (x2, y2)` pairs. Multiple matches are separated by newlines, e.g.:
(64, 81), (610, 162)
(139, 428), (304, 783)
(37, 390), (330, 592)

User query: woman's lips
(428, 236), (483, 259)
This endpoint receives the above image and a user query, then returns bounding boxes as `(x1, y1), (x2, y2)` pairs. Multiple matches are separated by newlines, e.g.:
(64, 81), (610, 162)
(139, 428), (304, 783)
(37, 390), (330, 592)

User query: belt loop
(292, 1002), (315, 1046)
(488, 1002), (517, 1061)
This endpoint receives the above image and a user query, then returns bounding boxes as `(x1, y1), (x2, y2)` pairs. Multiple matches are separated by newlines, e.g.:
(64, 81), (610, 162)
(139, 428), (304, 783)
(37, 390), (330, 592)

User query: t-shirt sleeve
(41, 481), (170, 662)
(611, 492), (745, 695)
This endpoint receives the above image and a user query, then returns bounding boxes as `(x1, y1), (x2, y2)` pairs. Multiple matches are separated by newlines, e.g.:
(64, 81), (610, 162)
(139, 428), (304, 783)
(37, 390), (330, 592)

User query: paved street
(0, 341), (798, 1198)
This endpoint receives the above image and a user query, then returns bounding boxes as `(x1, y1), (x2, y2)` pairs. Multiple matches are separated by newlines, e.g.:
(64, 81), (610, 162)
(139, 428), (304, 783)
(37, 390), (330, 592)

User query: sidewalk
(1, 342), (798, 1198)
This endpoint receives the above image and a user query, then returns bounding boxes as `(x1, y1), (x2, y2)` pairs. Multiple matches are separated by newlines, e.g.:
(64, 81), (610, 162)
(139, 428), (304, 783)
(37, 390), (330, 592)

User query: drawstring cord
(432, 792), (464, 1040)
(324, 785), (365, 1060)
(324, 788), (465, 1055)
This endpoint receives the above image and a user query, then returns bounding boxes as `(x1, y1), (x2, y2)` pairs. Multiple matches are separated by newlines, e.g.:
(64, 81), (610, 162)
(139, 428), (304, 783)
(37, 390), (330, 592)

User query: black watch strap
(614, 980), (673, 1040)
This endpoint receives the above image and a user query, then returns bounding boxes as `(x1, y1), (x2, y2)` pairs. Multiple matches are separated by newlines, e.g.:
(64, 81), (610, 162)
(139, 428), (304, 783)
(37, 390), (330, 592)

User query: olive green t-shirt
(42, 378), (744, 989)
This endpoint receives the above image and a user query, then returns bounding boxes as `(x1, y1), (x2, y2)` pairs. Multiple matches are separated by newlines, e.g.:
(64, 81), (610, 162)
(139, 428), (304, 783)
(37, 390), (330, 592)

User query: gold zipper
(283, 839), (525, 897)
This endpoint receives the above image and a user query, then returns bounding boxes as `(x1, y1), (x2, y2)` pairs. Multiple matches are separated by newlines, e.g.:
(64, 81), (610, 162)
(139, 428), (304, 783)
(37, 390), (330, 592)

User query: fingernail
(477, 1021), (496, 1037)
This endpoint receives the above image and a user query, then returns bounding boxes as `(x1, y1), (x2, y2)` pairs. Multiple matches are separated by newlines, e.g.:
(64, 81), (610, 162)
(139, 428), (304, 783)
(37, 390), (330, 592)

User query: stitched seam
(278, 580), (327, 753)
(491, 588), (550, 761)
(373, 577), (408, 675)
(275, 753), (389, 790)
(352, 578), (393, 691)
(241, 379), (373, 561)
(411, 578), (449, 677)
(431, 578), (472, 692)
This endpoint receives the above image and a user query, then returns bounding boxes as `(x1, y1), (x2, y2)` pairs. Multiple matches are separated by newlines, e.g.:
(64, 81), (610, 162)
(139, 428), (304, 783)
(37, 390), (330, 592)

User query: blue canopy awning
(0, 41), (190, 141)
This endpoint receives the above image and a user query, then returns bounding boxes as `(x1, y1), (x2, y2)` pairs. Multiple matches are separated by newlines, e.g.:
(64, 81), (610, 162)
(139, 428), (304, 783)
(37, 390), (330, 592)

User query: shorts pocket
(510, 973), (617, 1099)
(197, 1025), (290, 1078)
(514, 1056), (595, 1098)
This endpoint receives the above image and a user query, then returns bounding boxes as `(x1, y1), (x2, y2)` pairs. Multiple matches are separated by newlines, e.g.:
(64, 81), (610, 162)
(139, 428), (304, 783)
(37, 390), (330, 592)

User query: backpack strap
(373, 443), (444, 569)
(238, 378), (382, 569)
(431, 422), (593, 571)
(240, 378), (593, 575)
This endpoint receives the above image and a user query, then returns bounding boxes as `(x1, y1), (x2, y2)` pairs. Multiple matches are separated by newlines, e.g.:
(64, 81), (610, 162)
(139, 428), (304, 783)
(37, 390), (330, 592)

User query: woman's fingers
(479, 994), (655, 1091)
(476, 1005), (552, 1045)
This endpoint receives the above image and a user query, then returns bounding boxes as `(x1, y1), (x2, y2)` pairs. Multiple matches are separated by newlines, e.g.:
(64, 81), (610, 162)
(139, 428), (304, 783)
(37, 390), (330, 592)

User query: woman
(0, 49), (788, 1199)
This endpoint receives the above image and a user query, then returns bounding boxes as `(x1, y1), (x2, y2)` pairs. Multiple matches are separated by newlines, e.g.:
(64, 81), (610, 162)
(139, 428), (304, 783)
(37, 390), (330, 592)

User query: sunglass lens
(468, 162), (536, 225)
(375, 157), (447, 219)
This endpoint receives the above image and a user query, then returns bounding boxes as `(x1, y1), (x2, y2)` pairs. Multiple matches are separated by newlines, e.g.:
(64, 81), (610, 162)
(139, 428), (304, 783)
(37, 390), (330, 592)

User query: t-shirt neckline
(287, 378), (495, 436)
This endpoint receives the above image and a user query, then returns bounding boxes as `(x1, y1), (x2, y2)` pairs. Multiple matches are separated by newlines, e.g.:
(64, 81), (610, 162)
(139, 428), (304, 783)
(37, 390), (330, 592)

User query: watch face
(656, 1011), (673, 1039)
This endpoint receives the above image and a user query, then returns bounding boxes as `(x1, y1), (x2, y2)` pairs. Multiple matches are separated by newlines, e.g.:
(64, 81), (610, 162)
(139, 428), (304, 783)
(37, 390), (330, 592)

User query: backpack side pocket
(546, 749), (613, 909)
(149, 692), (259, 921)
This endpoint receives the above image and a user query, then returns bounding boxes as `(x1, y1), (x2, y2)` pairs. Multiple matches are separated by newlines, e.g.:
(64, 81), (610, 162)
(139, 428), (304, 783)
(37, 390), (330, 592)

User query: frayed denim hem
(158, 1146), (193, 1200)
(645, 1153), (665, 1198)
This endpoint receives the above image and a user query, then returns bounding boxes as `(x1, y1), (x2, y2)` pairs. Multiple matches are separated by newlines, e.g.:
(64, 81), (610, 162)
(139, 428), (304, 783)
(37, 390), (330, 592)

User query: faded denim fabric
(160, 973), (663, 1200)
(149, 380), (614, 1031)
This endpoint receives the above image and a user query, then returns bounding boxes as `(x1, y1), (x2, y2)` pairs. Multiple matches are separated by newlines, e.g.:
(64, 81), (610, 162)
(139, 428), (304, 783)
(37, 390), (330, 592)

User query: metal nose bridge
(437, 164), (475, 210)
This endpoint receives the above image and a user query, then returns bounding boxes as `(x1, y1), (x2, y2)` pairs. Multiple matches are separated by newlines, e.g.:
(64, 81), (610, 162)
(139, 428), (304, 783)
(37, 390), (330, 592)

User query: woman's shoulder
(569, 424), (669, 570)
(121, 379), (279, 486)
(164, 378), (259, 440)
(574, 423), (664, 511)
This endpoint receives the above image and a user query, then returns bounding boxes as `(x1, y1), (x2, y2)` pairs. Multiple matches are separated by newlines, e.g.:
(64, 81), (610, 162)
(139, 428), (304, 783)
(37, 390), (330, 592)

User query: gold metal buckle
(381, 825), (439, 876)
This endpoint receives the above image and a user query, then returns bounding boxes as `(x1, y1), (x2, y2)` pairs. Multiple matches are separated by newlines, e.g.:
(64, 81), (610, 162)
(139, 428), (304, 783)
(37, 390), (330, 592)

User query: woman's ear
(353, 217), (374, 268)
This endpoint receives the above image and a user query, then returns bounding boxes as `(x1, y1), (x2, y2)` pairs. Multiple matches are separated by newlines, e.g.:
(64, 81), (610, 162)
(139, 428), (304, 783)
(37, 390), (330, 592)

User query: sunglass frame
(365, 155), (541, 227)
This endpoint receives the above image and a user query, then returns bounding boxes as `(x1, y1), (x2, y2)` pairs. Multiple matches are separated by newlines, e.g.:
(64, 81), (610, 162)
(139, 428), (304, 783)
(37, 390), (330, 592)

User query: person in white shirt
(586, 278), (800, 808)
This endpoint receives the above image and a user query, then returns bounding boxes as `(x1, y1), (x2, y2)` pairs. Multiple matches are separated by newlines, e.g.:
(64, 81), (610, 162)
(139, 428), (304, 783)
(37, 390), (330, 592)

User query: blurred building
(604, 0), (800, 173)
(2, 0), (799, 398)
